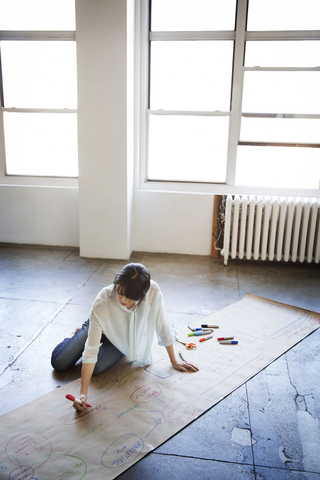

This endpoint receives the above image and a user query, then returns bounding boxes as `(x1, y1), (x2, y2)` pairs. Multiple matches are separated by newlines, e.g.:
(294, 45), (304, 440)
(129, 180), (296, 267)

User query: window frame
(0, 30), (78, 186)
(138, 0), (320, 197)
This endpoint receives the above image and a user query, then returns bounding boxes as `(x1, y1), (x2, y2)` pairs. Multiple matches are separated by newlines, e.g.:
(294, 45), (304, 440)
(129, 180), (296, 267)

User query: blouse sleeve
(82, 308), (103, 364)
(155, 292), (174, 347)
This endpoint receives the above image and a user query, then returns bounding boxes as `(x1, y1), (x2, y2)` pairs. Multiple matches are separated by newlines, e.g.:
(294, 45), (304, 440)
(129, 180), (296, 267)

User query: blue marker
(188, 331), (211, 336)
(219, 340), (238, 344)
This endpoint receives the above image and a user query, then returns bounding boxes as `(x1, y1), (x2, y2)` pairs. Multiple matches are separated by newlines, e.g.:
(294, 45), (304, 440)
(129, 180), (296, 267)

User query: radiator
(221, 195), (320, 265)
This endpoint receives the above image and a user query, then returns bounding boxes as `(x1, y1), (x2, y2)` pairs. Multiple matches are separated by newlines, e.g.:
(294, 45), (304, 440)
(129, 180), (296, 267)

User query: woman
(51, 263), (198, 411)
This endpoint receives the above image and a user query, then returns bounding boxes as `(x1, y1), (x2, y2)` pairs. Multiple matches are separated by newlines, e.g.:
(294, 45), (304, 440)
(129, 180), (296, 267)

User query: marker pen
(217, 336), (234, 341)
(179, 351), (187, 362)
(219, 340), (238, 345)
(199, 335), (213, 342)
(66, 394), (91, 407)
(201, 324), (219, 328)
(188, 331), (212, 336)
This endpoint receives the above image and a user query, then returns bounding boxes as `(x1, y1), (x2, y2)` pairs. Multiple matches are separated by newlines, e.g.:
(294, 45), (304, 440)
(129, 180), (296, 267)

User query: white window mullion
(0, 42), (5, 176)
(139, 0), (150, 185)
(148, 110), (230, 116)
(3, 108), (77, 114)
(246, 30), (320, 41)
(0, 31), (75, 41)
(0, 108), (6, 176)
(149, 31), (236, 41)
(226, 0), (247, 186)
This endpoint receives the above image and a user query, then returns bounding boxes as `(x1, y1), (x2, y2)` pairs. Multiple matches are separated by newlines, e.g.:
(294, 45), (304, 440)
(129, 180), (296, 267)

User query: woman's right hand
(73, 393), (88, 412)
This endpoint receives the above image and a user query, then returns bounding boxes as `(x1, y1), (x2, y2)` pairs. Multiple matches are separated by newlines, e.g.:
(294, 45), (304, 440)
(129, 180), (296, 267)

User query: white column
(76, 0), (134, 259)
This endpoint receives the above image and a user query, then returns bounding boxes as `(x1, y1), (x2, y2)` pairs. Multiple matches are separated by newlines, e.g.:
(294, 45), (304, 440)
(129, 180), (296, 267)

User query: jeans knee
(51, 343), (72, 372)
(51, 356), (68, 372)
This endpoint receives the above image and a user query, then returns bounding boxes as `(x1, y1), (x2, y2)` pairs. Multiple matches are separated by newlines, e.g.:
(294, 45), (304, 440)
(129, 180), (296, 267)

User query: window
(143, 0), (320, 192)
(0, 0), (78, 178)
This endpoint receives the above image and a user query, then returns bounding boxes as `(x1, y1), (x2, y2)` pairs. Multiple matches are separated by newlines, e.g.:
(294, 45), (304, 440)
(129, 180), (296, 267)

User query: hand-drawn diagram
(1, 294), (319, 480)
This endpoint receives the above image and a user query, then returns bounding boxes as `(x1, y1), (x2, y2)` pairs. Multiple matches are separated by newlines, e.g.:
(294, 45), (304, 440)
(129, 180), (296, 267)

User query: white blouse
(82, 280), (174, 367)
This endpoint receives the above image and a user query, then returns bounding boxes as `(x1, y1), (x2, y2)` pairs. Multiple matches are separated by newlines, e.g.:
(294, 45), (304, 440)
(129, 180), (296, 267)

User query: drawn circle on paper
(5, 433), (52, 470)
(101, 434), (144, 469)
(63, 404), (101, 425)
(118, 372), (139, 390)
(9, 465), (34, 480)
(74, 372), (117, 398)
(130, 385), (161, 403)
(162, 398), (195, 423)
(32, 453), (87, 479)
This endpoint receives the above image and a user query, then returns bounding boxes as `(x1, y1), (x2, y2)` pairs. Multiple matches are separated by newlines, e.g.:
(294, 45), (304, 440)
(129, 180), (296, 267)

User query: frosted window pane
(240, 118), (320, 144)
(236, 146), (320, 189)
(242, 72), (320, 114)
(0, 0), (75, 30)
(245, 41), (320, 68)
(148, 115), (229, 182)
(4, 113), (78, 177)
(1, 42), (77, 109)
(247, 0), (320, 30)
(151, 0), (236, 31)
(150, 42), (233, 111)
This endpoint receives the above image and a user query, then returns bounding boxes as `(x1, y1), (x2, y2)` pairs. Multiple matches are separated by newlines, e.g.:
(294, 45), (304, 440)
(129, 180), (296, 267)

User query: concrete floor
(0, 245), (320, 479)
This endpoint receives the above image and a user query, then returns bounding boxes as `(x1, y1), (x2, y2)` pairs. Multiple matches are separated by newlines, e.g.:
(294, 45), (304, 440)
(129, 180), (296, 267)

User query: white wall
(0, 0), (215, 257)
(0, 185), (79, 246)
(133, 191), (214, 255)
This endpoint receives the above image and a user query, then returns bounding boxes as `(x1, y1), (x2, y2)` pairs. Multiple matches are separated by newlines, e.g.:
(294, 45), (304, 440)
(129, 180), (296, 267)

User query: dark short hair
(112, 263), (151, 305)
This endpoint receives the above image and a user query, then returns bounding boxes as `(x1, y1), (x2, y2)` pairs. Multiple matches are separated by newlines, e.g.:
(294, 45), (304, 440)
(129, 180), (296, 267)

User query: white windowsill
(139, 179), (320, 199)
(0, 175), (78, 188)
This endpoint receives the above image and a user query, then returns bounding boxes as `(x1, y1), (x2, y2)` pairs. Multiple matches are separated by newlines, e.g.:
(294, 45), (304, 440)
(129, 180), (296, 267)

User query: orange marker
(199, 335), (213, 342)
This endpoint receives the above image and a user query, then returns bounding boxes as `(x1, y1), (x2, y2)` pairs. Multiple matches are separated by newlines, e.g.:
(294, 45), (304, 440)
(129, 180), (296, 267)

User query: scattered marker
(217, 336), (234, 341)
(219, 340), (238, 345)
(199, 335), (213, 342)
(188, 331), (212, 336)
(179, 351), (187, 362)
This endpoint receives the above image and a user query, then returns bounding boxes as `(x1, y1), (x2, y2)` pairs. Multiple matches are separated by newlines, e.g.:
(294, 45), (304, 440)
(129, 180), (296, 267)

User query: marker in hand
(66, 394), (91, 408)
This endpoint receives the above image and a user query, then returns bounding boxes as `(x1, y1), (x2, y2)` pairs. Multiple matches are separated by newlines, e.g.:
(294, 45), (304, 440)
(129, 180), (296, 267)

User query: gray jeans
(51, 319), (124, 375)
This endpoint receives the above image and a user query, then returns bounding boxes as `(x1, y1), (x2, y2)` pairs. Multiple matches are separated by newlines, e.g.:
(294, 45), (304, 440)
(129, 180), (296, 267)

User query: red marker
(217, 336), (234, 341)
(66, 394), (91, 408)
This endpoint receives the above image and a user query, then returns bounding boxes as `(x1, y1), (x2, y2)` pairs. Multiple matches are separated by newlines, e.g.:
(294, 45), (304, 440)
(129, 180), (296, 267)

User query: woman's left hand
(172, 361), (199, 372)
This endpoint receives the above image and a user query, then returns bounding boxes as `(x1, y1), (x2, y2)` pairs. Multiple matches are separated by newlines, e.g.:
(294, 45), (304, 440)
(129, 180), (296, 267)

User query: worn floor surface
(0, 245), (319, 479)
